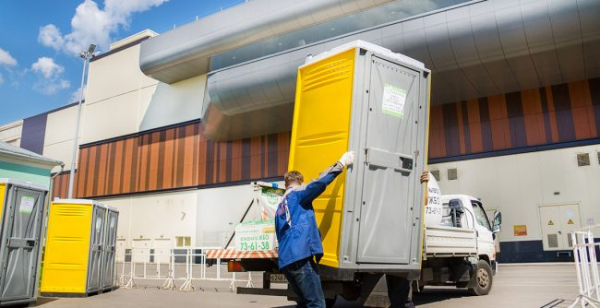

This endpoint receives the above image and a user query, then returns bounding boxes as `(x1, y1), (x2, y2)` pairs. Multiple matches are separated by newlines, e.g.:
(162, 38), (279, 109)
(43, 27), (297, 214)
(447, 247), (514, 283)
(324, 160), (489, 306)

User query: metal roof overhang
(143, 0), (600, 141)
(139, 0), (394, 84)
(203, 0), (600, 140)
(0, 141), (63, 169)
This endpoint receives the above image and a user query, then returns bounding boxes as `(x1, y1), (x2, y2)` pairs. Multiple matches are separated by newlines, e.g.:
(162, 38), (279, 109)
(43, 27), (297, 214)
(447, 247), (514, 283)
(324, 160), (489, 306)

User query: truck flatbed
(423, 225), (477, 258)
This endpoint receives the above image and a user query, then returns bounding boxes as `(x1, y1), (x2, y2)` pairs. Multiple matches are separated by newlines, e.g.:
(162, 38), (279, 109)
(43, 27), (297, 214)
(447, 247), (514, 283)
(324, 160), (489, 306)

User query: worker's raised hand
(339, 151), (355, 167)
(420, 171), (429, 183)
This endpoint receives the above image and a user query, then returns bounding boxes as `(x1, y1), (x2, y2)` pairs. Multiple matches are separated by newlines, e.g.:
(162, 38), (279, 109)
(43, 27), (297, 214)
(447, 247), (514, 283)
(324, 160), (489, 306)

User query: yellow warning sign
(548, 220), (554, 226)
(568, 219), (574, 225)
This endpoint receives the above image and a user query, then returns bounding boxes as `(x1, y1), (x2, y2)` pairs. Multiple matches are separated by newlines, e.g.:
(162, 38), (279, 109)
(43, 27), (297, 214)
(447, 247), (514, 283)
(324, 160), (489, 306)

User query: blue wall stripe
(20, 113), (48, 155)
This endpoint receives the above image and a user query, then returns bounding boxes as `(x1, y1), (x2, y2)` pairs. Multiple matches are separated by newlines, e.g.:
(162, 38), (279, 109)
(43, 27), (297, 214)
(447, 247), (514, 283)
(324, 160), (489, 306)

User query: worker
(275, 151), (356, 308)
(275, 151), (429, 308)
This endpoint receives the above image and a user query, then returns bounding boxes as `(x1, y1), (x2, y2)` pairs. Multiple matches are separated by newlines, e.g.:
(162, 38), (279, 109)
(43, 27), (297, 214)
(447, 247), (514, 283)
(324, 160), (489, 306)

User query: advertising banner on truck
(235, 220), (277, 252)
(424, 172), (442, 226)
(258, 186), (285, 221)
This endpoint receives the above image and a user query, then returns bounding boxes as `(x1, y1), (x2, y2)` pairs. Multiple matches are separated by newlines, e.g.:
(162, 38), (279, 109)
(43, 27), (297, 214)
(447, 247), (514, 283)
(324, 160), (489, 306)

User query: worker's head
(284, 170), (304, 189)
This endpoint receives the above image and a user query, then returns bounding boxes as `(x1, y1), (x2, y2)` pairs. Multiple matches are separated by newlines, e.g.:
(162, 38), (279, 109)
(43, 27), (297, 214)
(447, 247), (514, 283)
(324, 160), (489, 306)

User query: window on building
(577, 153), (590, 167)
(447, 168), (458, 180)
(471, 201), (492, 232)
(430, 170), (440, 181)
(176, 236), (191, 247)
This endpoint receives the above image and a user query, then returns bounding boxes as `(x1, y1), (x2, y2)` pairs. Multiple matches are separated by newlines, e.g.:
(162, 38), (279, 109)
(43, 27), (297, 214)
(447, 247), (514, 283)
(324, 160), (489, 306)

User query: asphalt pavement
(36, 263), (579, 308)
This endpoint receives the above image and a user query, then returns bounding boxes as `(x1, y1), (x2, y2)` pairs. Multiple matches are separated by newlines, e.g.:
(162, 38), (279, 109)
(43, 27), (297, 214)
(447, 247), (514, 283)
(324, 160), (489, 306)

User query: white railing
(571, 227), (600, 308)
(115, 247), (253, 292)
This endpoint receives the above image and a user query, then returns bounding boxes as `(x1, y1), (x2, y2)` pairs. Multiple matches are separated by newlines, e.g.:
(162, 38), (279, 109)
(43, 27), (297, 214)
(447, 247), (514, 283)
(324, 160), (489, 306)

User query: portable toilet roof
(0, 141), (63, 189)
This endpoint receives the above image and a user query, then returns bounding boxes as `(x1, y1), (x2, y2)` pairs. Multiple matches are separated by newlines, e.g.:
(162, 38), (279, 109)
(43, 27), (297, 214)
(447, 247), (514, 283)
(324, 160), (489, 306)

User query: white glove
(339, 151), (355, 167)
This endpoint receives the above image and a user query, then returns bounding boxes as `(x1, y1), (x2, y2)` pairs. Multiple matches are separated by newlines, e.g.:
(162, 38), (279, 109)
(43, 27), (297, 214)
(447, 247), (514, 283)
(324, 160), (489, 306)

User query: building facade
(3, 0), (600, 262)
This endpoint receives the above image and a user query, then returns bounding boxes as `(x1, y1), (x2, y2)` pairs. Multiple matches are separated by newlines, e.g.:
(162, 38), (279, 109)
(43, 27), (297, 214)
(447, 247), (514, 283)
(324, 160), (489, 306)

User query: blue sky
(0, 0), (245, 124)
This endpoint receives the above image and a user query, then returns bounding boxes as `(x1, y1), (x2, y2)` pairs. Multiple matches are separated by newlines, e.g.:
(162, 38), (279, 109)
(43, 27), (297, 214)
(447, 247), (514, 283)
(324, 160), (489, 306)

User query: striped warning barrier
(206, 249), (278, 259)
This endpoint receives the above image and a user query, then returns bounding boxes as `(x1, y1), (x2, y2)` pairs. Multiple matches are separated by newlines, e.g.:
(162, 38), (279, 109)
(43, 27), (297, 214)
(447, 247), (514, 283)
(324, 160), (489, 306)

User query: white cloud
(30, 57), (70, 95)
(0, 48), (17, 66)
(38, 25), (65, 51)
(70, 85), (87, 103)
(31, 57), (65, 78)
(38, 0), (168, 55)
(34, 79), (71, 95)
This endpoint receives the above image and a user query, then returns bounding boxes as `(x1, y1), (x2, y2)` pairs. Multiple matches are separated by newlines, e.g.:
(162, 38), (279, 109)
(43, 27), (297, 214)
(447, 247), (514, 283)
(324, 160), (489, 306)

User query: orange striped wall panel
(52, 121), (290, 199)
(429, 78), (600, 159)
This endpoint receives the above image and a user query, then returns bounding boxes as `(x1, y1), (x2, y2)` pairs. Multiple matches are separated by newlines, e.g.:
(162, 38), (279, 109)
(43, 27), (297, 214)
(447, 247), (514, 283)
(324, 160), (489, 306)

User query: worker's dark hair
(284, 170), (304, 187)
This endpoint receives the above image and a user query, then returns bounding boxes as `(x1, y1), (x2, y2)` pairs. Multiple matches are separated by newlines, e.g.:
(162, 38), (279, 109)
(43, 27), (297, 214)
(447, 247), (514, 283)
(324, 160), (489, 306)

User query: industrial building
(2, 0), (600, 263)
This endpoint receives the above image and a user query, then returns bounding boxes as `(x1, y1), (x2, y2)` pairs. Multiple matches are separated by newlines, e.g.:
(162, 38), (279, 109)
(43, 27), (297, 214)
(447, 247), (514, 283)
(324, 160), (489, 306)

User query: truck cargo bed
(423, 225), (477, 258)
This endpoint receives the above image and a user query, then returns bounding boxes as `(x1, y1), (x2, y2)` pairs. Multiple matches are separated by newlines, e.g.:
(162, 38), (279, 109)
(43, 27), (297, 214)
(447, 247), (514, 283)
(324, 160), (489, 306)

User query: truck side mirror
(492, 211), (502, 233)
(448, 199), (463, 210)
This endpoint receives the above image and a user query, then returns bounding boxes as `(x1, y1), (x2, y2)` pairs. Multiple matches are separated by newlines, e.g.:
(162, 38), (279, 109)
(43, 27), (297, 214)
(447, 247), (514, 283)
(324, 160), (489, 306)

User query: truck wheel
(468, 260), (493, 296)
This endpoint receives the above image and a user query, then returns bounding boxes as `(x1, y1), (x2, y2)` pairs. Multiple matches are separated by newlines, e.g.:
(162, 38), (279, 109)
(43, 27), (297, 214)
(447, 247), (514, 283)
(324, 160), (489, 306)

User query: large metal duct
(202, 0), (600, 141)
(202, 44), (326, 140)
(139, 0), (394, 84)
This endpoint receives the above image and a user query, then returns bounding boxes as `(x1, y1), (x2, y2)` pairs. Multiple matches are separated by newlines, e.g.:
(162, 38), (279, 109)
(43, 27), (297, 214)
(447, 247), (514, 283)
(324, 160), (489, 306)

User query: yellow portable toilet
(41, 199), (119, 296)
(0, 179), (48, 306)
(289, 40), (431, 278)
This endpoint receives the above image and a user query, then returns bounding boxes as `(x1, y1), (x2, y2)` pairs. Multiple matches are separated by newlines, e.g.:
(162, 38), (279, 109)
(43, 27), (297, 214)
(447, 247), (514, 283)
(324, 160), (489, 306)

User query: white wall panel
(102, 190), (197, 248)
(44, 105), (82, 172)
(86, 44), (158, 105)
(196, 184), (261, 247)
(139, 74), (206, 131)
(430, 144), (600, 243)
(0, 120), (22, 146)
(81, 90), (146, 144)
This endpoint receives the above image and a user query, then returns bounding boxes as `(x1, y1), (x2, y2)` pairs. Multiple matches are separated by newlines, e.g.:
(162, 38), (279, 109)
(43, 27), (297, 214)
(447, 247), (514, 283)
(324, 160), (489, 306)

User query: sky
(0, 0), (245, 125)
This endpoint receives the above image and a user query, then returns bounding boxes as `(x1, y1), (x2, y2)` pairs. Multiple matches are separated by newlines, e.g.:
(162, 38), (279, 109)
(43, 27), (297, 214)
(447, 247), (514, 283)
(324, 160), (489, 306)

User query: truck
(206, 40), (502, 306)
(419, 193), (502, 296)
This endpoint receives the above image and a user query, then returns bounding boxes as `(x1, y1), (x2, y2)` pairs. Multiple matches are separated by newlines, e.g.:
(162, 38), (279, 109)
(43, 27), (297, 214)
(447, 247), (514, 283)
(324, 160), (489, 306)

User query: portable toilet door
(0, 180), (47, 306)
(101, 207), (118, 291)
(85, 203), (107, 294)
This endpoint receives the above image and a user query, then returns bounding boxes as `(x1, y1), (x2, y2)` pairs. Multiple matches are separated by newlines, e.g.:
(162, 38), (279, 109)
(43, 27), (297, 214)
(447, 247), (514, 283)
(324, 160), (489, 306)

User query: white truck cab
(420, 193), (502, 295)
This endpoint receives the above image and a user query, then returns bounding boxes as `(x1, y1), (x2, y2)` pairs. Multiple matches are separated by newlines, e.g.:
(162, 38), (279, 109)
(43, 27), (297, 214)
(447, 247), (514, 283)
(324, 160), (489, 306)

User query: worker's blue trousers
(282, 257), (326, 308)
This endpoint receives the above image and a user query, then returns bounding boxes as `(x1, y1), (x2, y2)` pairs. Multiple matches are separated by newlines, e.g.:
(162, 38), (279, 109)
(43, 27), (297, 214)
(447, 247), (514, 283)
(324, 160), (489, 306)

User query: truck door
(471, 201), (494, 259)
(356, 55), (422, 264)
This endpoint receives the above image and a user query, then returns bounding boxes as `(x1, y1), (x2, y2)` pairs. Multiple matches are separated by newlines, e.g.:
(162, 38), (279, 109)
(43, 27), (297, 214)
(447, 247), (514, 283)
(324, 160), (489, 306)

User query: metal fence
(115, 247), (254, 292)
(571, 226), (600, 308)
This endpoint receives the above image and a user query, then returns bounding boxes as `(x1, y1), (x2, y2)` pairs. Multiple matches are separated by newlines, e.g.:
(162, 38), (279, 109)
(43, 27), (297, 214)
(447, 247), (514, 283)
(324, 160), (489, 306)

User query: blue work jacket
(275, 162), (344, 270)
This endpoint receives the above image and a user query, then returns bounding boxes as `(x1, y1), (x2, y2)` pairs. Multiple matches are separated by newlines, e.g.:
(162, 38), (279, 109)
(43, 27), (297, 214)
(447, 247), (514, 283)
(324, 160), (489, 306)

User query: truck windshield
(471, 201), (492, 231)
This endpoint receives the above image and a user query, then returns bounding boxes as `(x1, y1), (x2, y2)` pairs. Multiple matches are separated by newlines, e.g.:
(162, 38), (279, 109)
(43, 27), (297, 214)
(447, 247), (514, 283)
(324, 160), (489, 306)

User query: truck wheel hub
(477, 268), (489, 288)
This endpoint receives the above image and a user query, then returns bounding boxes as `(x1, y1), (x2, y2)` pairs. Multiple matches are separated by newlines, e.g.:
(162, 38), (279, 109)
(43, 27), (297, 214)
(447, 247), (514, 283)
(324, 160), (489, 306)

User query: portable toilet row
(0, 179), (48, 306)
(41, 199), (119, 297)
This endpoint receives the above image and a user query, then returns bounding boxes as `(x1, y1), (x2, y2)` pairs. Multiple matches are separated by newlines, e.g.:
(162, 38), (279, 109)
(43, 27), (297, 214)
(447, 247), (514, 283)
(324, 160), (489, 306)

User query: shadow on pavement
(36, 297), (59, 306)
(413, 287), (471, 305)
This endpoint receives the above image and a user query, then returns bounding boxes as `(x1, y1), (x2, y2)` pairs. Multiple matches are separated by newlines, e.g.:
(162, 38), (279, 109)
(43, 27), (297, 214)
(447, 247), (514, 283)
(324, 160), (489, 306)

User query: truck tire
(468, 260), (493, 296)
